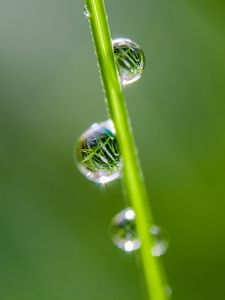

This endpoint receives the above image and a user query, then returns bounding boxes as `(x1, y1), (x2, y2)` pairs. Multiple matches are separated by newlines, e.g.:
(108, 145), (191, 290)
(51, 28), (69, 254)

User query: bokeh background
(1, 0), (225, 299)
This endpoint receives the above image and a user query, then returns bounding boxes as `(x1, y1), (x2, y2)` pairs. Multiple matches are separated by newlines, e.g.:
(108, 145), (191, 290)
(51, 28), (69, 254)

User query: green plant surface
(1, 1), (225, 300)
(84, 1), (168, 299)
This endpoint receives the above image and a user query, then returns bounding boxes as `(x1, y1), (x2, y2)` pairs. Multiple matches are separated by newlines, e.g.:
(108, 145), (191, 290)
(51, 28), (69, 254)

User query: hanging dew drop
(76, 120), (122, 184)
(110, 208), (169, 255)
(112, 38), (145, 86)
(110, 208), (141, 253)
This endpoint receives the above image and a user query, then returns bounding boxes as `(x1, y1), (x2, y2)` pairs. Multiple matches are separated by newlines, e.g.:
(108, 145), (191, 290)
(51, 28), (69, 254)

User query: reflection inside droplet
(112, 38), (145, 86)
(76, 120), (122, 184)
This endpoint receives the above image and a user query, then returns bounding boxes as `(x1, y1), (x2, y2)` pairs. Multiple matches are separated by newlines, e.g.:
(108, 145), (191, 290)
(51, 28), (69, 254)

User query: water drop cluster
(76, 37), (145, 183)
(77, 6), (168, 264)
(110, 208), (169, 255)
(79, 8), (145, 183)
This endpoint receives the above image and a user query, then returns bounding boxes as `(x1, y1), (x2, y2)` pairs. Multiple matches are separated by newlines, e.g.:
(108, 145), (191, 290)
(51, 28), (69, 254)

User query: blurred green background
(1, 0), (225, 299)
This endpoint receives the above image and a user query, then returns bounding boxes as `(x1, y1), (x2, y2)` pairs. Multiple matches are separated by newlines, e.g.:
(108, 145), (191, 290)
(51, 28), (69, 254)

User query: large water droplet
(83, 4), (90, 17)
(76, 120), (122, 184)
(110, 208), (169, 255)
(112, 38), (145, 86)
(150, 225), (169, 257)
(110, 208), (140, 252)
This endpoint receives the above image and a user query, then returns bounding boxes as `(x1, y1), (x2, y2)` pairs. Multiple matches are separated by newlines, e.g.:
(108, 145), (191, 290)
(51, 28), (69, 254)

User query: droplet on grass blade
(76, 120), (122, 184)
(110, 208), (141, 252)
(110, 208), (169, 255)
(150, 225), (169, 257)
(165, 285), (173, 298)
(112, 38), (145, 86)
(83, 4), (90, 18)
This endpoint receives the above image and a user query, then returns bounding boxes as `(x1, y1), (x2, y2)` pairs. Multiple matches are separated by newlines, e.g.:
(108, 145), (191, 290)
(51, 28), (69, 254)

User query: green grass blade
(84, 1), (169, 299)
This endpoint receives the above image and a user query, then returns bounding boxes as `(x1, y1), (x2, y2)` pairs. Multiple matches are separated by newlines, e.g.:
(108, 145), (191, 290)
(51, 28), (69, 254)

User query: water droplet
(110, 208), (141, 252)
(110, 208), (169, 255)
(150, 225), (169, 257)
(83, 4), (90, 17)
(76, 120), (122, 184)
(165, 285), (173, 298)
(112, 38), (145, 86)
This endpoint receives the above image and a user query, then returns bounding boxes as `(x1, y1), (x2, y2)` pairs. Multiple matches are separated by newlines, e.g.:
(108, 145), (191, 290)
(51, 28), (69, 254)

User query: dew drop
(110, 208), (169, 255)
(150, 225), (169, 257)
(112, 38), (145, 86)
(110, 208), (141, 252)
(76, 120), (122, 184)
(165, 285), (173, 298)
(83, 4), (90, 18)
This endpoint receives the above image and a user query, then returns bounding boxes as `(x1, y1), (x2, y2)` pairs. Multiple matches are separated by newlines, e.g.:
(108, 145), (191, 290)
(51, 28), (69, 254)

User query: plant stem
(84, 1), (168, 299)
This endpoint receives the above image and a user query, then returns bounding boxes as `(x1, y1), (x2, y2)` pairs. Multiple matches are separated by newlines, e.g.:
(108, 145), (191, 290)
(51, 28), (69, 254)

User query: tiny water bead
(110, 208), (141, 252)
(112, 38), (145, 86)
(76, 120), (122, 184)
(150, 225), (169, 257)
(165, 285), (173, 298)
(83, 4), (90, 17)
(110, 208), (169, 255)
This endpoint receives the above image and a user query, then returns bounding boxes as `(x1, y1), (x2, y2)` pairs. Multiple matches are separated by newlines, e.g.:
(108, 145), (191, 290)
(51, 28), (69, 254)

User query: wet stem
(84, 1), (169, 299)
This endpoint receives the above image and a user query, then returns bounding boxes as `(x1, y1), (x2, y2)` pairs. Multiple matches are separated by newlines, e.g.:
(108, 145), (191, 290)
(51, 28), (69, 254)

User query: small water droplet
(110, 208), (140, 252)
(76, 120), (122, 184)
(83, 4), (90, 17)
(110, 208), (169, 255)
(150, 225), (169, 257)
(165, 285), (173, 298)
(112, 38), (145, 86)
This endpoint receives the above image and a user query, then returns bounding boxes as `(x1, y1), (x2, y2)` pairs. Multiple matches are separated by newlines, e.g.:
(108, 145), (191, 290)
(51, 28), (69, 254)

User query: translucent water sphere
(110, 207), (169, 255)
(76, 120), (122, 184)
(150, 225), (169, 257)
(110, 208), (141, 252)
(112, 38), (145, 86)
